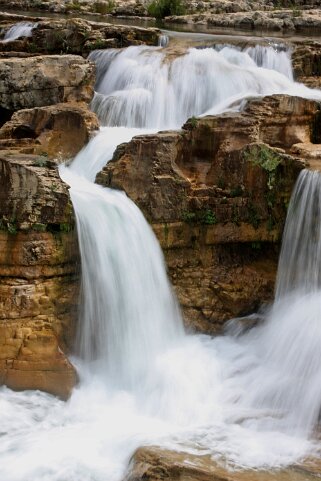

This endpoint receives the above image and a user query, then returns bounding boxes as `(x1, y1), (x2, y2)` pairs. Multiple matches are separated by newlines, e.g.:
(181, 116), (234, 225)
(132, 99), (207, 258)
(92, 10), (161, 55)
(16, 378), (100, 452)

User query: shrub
(147, 0), (186, 19)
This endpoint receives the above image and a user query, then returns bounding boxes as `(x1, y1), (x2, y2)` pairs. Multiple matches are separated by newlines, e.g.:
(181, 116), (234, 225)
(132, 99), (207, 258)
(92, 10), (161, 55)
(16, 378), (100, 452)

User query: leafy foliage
(147, 0), (186, 19)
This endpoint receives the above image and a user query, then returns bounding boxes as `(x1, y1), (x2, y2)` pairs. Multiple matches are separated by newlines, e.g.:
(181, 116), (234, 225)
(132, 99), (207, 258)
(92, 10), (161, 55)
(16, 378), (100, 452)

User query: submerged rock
(125, 446), (321, 481)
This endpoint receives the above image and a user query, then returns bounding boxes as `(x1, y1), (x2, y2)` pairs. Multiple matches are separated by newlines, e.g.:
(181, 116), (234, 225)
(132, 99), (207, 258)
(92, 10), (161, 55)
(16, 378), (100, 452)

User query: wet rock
(0, 103), (99, 158)
(97, 95), (319, 333)
(125, 446), (320, 481)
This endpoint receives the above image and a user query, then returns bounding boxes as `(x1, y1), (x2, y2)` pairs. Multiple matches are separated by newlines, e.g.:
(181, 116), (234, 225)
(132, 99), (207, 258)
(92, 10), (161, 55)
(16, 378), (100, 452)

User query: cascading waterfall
(1, 40), (321, 481)
(89, 44), (315, 129)
(1, 21), (36, 42)
(276, 170), (321, 298)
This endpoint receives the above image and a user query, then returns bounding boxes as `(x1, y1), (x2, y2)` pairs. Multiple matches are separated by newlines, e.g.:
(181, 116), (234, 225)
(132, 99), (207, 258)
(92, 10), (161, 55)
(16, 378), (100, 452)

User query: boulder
(0, 103), (99, 158)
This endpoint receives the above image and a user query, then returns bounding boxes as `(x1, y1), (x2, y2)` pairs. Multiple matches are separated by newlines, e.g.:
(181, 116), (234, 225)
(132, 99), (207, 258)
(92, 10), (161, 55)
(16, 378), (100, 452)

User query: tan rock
(0, 54), (95, 111)
(0, 103), (99, 159)
(97, 95), (319, 332)
(125, 446), (320, 481)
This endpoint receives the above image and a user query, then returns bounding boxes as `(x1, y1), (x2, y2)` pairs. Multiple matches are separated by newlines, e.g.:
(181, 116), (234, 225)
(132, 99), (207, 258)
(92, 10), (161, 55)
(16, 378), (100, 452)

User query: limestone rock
(125, 446), (320, 481)
(0, 103), (99, 158)
(0, 151), (79, 397)
(97, 95), (319, 332)
(0, 54), (95, 111)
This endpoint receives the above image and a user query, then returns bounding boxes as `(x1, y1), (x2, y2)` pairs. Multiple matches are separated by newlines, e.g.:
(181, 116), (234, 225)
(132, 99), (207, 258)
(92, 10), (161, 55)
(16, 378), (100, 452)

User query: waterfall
(60, 128), (183, 388)
(89, 44), (318, 129)
(2, 41), (321, 481)
(276, 170), (321, 298)
(2, 22), (36, 42)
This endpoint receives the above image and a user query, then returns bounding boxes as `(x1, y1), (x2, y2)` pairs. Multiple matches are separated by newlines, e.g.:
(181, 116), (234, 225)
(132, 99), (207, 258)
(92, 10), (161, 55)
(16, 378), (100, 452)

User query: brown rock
(0, 103), (99, 158)
(97, 95), (319, 332)
(125, 446), (320, 481)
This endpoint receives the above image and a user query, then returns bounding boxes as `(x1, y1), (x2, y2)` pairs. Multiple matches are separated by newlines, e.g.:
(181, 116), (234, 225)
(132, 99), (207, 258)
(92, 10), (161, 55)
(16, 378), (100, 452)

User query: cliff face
(97, 95), (319, 333)
(0, 52), (99, 398)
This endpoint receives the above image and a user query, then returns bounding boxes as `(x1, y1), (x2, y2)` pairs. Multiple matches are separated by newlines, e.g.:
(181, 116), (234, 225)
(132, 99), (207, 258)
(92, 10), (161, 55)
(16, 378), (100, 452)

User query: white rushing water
(1, 21), (36, 42)
(1, 41), (321, 481)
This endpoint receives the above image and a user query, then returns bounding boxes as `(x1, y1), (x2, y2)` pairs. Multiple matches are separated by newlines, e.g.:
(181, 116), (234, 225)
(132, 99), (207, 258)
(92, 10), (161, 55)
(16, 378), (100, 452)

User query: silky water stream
(1, 42), (321, 481)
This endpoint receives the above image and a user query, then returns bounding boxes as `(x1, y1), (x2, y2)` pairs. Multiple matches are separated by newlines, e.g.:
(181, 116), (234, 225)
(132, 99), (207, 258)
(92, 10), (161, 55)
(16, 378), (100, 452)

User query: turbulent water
(2, 40), (321, 481)
(1, 21), (36, 42)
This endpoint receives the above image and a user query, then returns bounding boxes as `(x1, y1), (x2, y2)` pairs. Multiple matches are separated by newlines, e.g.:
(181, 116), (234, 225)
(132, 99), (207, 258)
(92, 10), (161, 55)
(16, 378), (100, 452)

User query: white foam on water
(2, 22), (36, 42)
(1, 43), (321, 481)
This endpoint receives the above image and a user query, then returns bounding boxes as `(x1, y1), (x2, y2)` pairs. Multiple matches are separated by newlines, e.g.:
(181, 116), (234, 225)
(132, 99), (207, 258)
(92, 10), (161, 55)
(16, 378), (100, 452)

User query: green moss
(32, 223), (47, 232)
(33, 156), (48, 168)
(0, 216), (18, 235)
(189, 116), (198, 129)
(244, 144), (281, 191)
(182, 209), (217, 225)
(251, 241), (262, 250)
(60, 223), (72, 233)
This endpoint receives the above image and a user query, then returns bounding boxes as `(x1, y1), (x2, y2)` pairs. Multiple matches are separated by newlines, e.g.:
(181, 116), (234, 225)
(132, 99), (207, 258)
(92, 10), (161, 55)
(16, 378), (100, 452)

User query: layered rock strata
(98, 95), (320, 333)
(0, 51), (98, 398)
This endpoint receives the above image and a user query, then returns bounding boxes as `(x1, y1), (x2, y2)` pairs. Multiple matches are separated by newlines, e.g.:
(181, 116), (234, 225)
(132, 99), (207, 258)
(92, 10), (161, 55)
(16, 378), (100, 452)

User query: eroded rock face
(0, 151), (80, 399)
(0, 54), (94, 111)
(292, 41), (321, 88)
(0, 44), (100, 397)
(0, 103), (99, 158)
(98, 95), (319, 332)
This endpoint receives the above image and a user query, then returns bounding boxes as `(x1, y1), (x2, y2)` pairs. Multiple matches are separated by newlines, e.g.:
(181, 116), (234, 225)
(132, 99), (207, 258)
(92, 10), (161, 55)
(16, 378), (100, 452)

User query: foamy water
(1, 41), (321, 481)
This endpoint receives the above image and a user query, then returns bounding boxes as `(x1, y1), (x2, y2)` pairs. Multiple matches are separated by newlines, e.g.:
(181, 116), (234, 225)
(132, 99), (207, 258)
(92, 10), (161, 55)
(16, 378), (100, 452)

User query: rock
(97, 95), (319, 332)
(166, 8), (321, 34)
(0, 150), (79, 398)
(125, 446), (320, 481)
(0, 54), (95, 111)
(0, 103), (99, 158)
(0, 17), (160, 55)
(292, 40), (321, 88)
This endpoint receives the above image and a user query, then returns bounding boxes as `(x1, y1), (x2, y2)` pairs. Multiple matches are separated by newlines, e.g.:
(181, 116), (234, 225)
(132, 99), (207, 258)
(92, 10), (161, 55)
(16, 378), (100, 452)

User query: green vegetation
(66, 1), (82, 12)
(33, 156), (48, 168)
(182, 209), (217, 225)
(93, 0), (115, 14)
(251, 241), (262, 250)
(0, 217), (17, 235)
(244, 144), (281, 191)
(147, 0), (186, 19)
(189, 116), (198, 129)
(32, 223), (47, 232)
